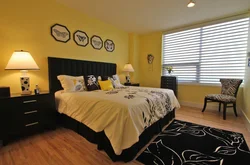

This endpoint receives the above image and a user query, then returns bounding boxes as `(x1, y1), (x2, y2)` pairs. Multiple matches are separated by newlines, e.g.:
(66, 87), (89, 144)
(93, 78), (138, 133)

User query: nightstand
(0, 92), (56, 145)
(124, 83), (140, 87)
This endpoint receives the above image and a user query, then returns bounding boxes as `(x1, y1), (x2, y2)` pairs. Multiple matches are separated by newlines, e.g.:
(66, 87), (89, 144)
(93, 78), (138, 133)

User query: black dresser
(0, 92), (56, 145)
(161, 76), (178, 97)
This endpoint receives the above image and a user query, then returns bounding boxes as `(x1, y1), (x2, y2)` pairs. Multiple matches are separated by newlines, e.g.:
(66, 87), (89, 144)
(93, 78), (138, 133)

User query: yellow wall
(139, 32), (163, 88)
(128, 33), (140, 83)
(0, 0), (129, 93)
(139, 31), (246, 114)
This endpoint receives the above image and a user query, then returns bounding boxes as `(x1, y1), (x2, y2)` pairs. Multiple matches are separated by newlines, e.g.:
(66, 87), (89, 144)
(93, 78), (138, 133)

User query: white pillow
(110, 74), (124, 88)
(57, 75), (85, 92)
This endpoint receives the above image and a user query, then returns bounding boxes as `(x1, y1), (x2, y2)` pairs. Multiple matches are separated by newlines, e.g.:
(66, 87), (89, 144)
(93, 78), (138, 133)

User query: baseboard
(180, 101), (219, 111)
(240, 108), (250, 133)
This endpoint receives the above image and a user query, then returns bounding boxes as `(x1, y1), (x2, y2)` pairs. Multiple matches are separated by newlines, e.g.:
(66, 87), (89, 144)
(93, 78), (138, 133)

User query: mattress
(55, 86), (180, 155)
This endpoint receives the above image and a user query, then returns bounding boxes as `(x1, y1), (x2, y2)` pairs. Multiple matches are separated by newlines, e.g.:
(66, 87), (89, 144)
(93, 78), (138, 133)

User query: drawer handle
(24, 110), (38, 115)
(25, 122), (39, 127)
(23, 100), (37, 104)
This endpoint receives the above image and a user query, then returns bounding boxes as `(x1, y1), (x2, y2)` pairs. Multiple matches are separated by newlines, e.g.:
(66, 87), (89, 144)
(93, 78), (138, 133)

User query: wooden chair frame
(202, 79), (242, 120)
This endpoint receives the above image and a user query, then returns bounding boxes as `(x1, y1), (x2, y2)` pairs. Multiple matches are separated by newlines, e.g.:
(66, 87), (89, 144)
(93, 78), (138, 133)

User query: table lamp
(123, 64), (134, 83)
(5, 50), (39, 95)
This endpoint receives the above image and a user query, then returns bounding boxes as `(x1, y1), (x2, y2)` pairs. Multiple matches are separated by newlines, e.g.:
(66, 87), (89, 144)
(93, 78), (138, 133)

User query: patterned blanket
(56, 86), (180, 155)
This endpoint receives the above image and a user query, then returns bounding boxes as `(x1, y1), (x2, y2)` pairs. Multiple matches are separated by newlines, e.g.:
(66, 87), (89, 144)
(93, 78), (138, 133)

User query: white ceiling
(57, 0), (250, 34)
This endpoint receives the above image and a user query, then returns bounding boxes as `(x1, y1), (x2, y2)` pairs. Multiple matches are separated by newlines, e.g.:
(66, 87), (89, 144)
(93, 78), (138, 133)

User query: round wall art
(104, 39), (115, 52)
(73, 30), (89, 47)
(51, 23), (70, 43)
(91, 35), (103, 50)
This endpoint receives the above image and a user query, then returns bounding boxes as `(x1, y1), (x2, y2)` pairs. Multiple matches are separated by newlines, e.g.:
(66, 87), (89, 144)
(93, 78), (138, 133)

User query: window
(162, 18), (250, 84)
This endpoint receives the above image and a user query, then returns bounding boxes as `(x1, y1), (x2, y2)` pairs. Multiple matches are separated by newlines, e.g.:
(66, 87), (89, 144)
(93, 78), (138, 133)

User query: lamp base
(20, 76), (31, 95)
(125, 75), (131, 83)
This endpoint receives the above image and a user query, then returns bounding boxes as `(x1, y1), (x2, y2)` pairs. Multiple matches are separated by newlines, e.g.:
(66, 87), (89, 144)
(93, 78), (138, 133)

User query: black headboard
(48, 57), (117, 93)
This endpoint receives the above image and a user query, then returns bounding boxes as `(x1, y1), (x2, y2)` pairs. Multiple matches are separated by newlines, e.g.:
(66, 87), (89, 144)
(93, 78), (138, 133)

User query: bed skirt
(58, 109), (175, 162)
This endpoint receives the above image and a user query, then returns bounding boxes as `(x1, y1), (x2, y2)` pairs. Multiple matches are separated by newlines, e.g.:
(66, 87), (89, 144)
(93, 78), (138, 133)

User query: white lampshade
(187, 0), (195, 8)
(123, 64), (134, 72)
(5, 50), (39, 70)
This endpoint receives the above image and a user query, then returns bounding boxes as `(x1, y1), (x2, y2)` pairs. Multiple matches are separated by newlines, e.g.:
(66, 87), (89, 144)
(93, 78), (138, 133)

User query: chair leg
(233, 103), (238, 117)
(202, 98), (208, 112)
(223, 103), (227, 120)
(219, 102), (221, 112)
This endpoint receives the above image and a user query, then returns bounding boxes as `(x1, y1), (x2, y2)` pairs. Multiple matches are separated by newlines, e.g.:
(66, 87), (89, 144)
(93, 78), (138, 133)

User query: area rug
(136, 120), (250, 165)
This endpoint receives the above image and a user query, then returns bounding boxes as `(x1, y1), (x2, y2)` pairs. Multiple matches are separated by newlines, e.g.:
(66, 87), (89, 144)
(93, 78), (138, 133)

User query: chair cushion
(220, 79), (242, 96)
(205, 94), (236, 103)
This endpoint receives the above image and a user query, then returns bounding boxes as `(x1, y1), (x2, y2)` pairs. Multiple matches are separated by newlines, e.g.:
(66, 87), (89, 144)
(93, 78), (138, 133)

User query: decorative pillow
(57, 75), (85, 92)
(98, 80), (114, 91)
(97, 76), (102, 81)
(84, 75), (100, 91)
(111, 74), (124, 88)
(112, 74), (120, 82)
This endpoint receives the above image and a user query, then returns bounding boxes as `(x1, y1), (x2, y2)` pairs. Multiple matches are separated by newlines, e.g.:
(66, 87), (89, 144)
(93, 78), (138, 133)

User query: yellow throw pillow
(98, 80), (114, 91)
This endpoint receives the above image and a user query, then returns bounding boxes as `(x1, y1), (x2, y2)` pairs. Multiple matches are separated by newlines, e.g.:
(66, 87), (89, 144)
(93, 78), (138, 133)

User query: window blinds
(162, 18), (250, 84)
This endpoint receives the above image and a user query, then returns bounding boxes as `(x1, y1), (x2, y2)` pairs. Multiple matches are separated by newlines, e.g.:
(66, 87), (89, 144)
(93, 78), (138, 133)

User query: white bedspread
(55, 86), (180, 155)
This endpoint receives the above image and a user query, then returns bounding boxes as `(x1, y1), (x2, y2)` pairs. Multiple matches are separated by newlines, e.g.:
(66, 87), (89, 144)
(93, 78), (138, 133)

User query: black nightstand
(124, 83), (140, 87)
(0, 92), (56, 145)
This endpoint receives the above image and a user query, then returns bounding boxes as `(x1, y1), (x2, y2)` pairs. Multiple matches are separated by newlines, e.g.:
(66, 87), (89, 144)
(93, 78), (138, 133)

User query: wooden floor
(0, 106), (249, 165)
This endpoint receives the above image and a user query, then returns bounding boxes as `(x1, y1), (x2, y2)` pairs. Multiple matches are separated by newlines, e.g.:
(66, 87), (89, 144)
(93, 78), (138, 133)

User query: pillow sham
(84, 75), (100, 91)
(98, 80), (114, 91)
(111, 74), (124, 88)
(57, 75), (85, 92)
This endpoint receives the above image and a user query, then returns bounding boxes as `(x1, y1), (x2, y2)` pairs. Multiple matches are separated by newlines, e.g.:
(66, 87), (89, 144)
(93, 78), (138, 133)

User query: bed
(48, 57), (180, 162)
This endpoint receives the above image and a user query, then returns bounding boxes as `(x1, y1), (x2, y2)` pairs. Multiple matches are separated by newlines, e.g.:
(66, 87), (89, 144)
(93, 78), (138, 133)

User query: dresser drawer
(1, 94), (52, 110)
(23, 110), (40, 125)
(19, 94), (52, 109)
(161, 76), (178, 98)
(22, 121), (42, 135)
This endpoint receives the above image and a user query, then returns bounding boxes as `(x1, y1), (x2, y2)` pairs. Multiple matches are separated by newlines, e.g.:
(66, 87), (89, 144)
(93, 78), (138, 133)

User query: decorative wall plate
(73, 30), (89, 47)
(147, 54), (154, 64)
(91, 35), (103, 50)
(104, 39), (115, 52)
(51, 24), (70, 43)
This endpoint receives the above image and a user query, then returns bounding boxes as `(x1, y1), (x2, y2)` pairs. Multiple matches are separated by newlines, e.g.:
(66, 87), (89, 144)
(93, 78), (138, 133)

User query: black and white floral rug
(137, 120), (250, 165)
